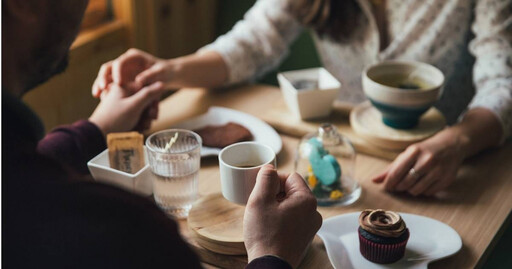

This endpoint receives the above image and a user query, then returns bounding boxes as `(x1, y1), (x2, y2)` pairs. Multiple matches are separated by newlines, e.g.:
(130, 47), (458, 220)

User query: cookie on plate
(194, 122), (252, 148)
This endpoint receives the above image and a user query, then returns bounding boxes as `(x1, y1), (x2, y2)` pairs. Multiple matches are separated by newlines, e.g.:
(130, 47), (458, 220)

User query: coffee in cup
(218, 142), (276, 205)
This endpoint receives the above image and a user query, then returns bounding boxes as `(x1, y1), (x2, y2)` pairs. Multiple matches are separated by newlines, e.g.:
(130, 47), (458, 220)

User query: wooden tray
(350, 102), (446, 150)
(188, 193), (246, 255)
(260, 99), (402, 160)
(187, 193), (334, 268)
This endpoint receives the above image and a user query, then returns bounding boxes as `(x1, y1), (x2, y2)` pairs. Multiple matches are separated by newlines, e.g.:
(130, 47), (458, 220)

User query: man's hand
(89, 82), (164, 135)
(244, 165), (322, 268)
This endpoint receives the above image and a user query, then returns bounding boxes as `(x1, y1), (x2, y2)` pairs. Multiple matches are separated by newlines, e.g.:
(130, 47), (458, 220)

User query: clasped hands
(89, 49), (173, 135)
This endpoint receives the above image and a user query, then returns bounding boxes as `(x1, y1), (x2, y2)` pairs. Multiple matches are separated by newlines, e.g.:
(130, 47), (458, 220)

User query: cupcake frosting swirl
(359, 209), (406, 238)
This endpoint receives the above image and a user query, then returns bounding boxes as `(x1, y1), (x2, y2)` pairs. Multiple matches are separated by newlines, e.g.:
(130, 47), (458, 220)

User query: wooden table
(149, 85), (512, 269)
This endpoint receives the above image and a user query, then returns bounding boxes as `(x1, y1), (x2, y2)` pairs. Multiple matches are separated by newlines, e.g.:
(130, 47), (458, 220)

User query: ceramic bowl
(87, 146), (153, 196)
(278, 67), (341, 120)
(362, 61), (444, 129)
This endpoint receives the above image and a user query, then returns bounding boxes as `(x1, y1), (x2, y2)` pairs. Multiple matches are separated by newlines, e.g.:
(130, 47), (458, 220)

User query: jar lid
(318, 123), (342, 146)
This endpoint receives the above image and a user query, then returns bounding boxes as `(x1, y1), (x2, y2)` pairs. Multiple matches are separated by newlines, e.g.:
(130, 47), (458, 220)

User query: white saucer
(317, 212), (462, 269)
(171, 106), (282, 157)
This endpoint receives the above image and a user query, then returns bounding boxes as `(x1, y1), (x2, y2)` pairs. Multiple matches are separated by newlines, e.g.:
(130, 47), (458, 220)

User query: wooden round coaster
(188, 193), (246, 255)
(350, 102), (446, 150)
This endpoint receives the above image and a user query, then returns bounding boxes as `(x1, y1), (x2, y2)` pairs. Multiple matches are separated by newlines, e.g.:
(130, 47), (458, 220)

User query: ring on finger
(408, 168), (422, 181)
(395, 167), (423, 191)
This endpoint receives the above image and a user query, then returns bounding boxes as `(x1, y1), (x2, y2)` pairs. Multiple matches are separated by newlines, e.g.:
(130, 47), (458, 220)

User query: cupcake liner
(358, 228), (410, 264)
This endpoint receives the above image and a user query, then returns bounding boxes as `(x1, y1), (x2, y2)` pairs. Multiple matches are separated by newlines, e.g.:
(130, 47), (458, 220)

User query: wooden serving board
(186, 193), (334, 269)
(350, 102), (446, 150)
(188, 194), (246, 255)
(260, 98), (402, 160)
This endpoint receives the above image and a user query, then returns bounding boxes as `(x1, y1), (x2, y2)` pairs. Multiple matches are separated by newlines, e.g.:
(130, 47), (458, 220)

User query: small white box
(87, 146), (153, 196)
(278, 67), (341, 120)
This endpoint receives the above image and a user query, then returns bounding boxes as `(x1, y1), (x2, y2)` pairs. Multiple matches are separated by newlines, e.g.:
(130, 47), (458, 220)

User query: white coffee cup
(218, 142), (277, 205)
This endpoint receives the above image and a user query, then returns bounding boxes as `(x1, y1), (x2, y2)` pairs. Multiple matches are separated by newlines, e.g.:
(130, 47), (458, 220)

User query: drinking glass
(146, 129), (201, 219)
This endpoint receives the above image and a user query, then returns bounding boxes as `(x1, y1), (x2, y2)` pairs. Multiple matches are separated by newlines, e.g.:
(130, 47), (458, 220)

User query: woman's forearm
(168, 51), (229, 89)
(451, 107), (503, 159)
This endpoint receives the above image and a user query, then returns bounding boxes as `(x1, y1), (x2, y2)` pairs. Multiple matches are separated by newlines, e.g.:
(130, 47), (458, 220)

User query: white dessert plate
(317, 212), (462, 269)
(171, 106), (282, 157)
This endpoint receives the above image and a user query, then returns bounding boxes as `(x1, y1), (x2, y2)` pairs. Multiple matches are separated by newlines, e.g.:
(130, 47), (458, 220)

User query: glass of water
(146, 129), (201, 219)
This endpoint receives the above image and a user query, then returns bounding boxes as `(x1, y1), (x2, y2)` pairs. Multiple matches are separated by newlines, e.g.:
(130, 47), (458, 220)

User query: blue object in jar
(308, 138), (341, 186)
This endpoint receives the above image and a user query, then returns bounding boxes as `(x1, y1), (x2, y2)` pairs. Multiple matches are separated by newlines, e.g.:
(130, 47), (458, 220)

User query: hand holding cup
(244, 165), (322, 268)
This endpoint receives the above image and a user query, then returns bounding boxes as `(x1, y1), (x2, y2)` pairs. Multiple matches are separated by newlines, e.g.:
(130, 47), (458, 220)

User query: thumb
(249, 164), (281, 204)
(283, 172), (310, 196)
(102, 83), (128, 99)
(126, 81), (164, 112)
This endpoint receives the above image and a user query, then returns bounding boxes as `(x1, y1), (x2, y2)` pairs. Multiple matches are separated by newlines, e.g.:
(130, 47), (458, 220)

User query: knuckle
(153, 65), (165, 73)
(127, 48), (140, 54)
(141, 90), (151, 98)
(423, 152), (437, 165)
(290, 172), (304, 182)
(408, 144), (420, 154)
(258, 165), (276, 178)
(100, 63), (109, 72)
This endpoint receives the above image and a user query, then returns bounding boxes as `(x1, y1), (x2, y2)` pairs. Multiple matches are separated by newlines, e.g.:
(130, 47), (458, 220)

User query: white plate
(317, 212), (462, 269)
(171, 106), (282, 157)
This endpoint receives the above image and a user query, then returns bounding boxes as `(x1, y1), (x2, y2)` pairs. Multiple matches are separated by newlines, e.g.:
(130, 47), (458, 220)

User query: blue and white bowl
(362, 61), (444, 129)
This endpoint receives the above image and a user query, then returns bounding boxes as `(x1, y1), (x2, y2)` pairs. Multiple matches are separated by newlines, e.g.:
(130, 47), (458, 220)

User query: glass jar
(295, 123), (361, 206)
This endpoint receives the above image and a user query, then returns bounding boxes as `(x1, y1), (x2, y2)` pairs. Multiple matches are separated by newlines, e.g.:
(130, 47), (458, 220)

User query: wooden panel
(150, 0), (218, 58)
(112, 0), (155, 52)
(81, 0), (109, 30)
(112, 0), (218, 56)
(23, 21), (129, 132)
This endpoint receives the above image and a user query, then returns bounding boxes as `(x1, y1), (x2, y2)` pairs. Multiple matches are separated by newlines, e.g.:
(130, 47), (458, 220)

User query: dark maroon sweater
(2, 93), (291, 269)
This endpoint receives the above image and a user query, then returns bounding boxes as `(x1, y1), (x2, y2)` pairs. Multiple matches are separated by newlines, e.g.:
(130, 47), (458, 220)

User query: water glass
(146, 129), (201, 219)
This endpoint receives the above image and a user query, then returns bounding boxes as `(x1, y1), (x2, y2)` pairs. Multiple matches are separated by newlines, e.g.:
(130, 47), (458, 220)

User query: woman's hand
(372, 108), (503, 196)
(372, 128), (466, 196)
(92, 49), (228, 99)
(244, 165), (322, 268)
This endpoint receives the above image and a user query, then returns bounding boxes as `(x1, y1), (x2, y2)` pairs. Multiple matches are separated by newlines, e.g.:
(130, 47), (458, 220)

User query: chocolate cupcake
(358, 209), (409, 264)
